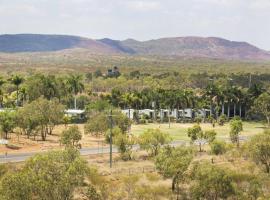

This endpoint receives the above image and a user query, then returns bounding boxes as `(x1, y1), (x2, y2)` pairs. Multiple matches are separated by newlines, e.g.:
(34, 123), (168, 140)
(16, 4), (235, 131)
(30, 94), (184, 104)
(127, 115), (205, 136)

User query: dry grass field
(130, 121), (266, 141)
(0, 121), (266, 155)
(0, 124), (107, 154)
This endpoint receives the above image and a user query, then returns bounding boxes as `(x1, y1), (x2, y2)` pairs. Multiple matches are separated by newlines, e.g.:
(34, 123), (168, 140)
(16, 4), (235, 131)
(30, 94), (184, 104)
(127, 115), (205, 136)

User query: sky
(0, 0), (270, 50)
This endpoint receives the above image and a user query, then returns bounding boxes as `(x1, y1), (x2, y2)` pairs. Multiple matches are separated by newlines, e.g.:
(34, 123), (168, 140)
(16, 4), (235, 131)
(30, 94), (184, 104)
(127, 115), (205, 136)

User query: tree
(190, 162), (236, 200)
(17, 105), (39, 139)
(84, 112), (109, 137)
(0, 111), (16, 139)
(10, 75), (24, 106)
(105, 126), (122, 143)
(139, 129), (171, 156)
(66, 74), (84, 109)
(210, 140), (227, 155)
(187, 124), (203, 143)
(0, 171), (32, 200)
(204, 130), (217, 143)
(247, 130), (270, 173)
(230, 118), (243, 147)
(0, 149), (89, 200)
(114, 133), (136, 161)
(86, 185), (102, 200)
(218, 114), (227, 126)
(17, 98), (64, 141)
(155, 146), (194, 178)
(86, 100), (111, 113)
(60, 125), (82, 149)
(252, 92), (270, 126)
(94, 69), (102, 78)
(85, 111), (131, 137)
(0, 76), (5, 108)
(187, 125), (216, 152)
(155, 146), (194, 199)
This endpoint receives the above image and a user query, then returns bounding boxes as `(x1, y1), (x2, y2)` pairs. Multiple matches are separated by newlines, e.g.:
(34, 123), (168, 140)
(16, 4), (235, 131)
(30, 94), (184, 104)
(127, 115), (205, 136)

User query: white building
(138, 109), (155, 119)
(65, 109), (85, 120)
(121, 109), (135, 120)
(178, 108), (193, 118)
(195, 109), (211, 118)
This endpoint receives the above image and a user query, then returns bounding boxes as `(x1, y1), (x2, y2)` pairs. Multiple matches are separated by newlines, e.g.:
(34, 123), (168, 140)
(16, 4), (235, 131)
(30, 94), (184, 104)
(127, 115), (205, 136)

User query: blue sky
(1, 0), (270, 50)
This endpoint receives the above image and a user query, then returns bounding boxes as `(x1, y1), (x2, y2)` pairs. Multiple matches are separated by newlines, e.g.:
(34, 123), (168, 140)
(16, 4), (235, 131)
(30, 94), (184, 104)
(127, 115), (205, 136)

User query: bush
(194, 116), (202, 124)
(218, 114), (227, 126)
(139, 119), (147, 124)
(210, 140), (227, 155)
(105, 126), (122, 143)
(86, 185), (102, 200)
(147, 119), (153, 123)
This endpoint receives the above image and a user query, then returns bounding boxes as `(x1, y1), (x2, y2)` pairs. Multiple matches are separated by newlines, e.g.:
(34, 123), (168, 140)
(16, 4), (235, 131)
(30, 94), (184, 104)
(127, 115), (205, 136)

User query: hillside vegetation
(1, 34), (270, 60)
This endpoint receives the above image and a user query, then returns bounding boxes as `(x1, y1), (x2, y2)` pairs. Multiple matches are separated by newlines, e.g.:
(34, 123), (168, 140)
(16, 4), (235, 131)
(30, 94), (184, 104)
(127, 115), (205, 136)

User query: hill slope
(0, 34), (269, 60)
(107, 37), (270, 60)
(0, 34), (119, 54)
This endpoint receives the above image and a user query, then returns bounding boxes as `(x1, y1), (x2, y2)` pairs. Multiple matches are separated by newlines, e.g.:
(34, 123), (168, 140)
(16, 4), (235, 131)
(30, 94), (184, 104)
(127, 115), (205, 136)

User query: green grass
(130, 122), (266, 141)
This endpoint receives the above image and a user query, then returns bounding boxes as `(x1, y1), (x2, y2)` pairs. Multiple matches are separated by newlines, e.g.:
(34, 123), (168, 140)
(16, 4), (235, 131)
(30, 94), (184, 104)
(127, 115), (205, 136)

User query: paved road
(0, 141), (186, 164)
(0, 137), (249, 164)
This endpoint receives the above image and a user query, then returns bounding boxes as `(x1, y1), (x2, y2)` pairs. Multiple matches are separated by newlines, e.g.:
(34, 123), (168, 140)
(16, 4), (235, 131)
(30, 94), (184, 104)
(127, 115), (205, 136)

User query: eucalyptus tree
(0, 77), (5, 107)
(17, 97), (65, 141)
(230, 118), (243, 147)
(0, 149), (89, 200)
(252, 92), (270, 126)
(247, 130), (270, 173)
(66, 74), (84, 109)
(0, 110), (16, 139)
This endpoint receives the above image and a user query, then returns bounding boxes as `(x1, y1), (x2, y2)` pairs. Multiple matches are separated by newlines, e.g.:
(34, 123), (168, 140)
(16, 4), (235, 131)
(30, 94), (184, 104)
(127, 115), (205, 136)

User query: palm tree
(10, 75), (24, 106)
(43, 75), (57, 100)
(204, 83), (220, 118)
(66, 74), (84, 109)
(19, 87), (27, 106)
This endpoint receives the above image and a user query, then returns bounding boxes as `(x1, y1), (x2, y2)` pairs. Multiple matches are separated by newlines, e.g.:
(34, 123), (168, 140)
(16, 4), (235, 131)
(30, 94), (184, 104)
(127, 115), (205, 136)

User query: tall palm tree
(66, 74), (84, 109)
(43, 75), (57, 100)
(204, 83), (220, 117)
(10, 75), (24, 106)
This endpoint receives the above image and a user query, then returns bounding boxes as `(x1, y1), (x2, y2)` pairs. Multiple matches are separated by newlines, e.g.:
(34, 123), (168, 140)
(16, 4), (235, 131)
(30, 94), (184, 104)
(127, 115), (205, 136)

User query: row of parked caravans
(121, 109), (211, 120)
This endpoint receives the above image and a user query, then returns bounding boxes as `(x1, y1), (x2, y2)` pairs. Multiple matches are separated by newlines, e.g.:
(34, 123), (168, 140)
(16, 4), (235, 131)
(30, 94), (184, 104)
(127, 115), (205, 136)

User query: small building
(195, 109), (211, 118)
(65, 109), (86, 120)
(158, 109), (170, 120)
(107, 66), (120, 78)
(138, 109), (155, 119)
(178, 108), (193, 118)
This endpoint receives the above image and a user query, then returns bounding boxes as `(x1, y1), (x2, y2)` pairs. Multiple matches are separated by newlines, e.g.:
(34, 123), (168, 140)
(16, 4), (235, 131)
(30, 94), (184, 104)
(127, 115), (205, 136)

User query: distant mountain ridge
(0, 34), (269, 60)
(0, 34), (119, 54)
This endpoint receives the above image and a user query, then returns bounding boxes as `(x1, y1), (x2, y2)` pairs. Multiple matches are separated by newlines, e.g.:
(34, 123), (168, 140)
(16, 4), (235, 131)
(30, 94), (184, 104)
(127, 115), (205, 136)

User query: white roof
(140, 109), (154, 112)
(65, 109), (85, 114)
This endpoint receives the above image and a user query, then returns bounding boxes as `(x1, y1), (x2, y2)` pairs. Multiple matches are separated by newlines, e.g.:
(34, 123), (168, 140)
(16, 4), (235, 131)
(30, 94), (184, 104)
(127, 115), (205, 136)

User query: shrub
(210, 140), (227, 155)
(218, 114), (227, 126)
(139, 119), (147, 124)
(194, 116), (202, 124)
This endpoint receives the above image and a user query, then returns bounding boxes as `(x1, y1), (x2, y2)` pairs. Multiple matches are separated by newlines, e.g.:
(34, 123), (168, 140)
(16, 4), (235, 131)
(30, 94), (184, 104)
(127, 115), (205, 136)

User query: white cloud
(123, 0), (162, 11)
(0, 0), (270, 49)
